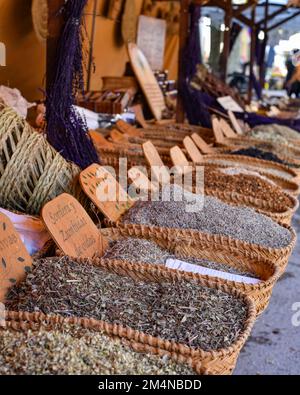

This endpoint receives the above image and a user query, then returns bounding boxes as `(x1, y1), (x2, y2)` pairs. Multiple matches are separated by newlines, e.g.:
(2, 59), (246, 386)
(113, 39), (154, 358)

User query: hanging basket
(0, 106), (82, 215)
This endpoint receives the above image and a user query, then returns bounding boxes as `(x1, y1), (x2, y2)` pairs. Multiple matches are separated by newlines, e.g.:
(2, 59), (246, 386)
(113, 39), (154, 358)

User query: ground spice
(5, 256), (249, 351)
(0, 324), (195, 375)
(230, 147), (300, 169)
(122, 185), (292, 249)
(205, 157), (293, 179)
(103, 237), (258, 278)
(205, 168), (294, 209)
(251, 124), (300, 141)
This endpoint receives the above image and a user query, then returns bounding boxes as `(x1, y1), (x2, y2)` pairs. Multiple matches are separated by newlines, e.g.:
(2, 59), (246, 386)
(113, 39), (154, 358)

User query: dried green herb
(122, 185), (292, 249)
(6, 256), (249, 351)
(0, 324), (195, 375)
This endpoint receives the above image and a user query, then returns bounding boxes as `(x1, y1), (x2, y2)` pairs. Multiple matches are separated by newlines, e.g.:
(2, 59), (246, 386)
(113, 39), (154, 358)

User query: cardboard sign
(0, 213), (32, 302)
(42, 194), (106, 259)
(166, 258), (261, 285)
(80, 164), (134, 222)
(116, 119), (141, 137)
(143, 141), (170, 185)
(217, 96), (244, 113)
(183, 137), (203, 163)
(128, 43), (166, 120)
(128, 167), (157, 193)
(228, 111), (244, 135)
(191, 133), (214, 154)
(137, 15), (166, 71)
(212, 117), (225, 144)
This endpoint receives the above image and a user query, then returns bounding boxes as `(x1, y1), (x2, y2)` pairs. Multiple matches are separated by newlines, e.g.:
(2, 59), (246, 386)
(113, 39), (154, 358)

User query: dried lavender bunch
(0, 324), (195, 375)
(6, 257), (249, 351)
(122, 185), (292, 249)
(103, 237), (258, 278)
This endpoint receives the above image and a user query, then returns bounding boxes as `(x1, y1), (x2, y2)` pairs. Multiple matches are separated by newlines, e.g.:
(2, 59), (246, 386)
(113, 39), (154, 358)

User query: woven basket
(99, 227), (280, 315)
(4, 257), (256, 375)
(3, 311), (203, 375)
(0, 107), (82, 215)
(106, 220), (296, 272)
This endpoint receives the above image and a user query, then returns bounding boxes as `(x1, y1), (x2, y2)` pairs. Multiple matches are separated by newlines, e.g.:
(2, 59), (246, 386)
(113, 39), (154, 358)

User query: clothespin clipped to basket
(228, 111), (244, 135)
(191, 133), (215, 155)
(0, 213), (32, 302)
(218, 118), (237, 138)
(183, 136), (204, 164)
(79, 164), (134, 223)
(143, 141), (170, 185)
(212, 116), (225, 144)
(42, 193), (108, 259)
(116, 119), (141, 137)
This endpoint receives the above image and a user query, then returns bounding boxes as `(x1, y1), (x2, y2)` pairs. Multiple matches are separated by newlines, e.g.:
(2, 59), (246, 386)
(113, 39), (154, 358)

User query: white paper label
(217, 96), (244, 113)
(166, 258), (261, 285)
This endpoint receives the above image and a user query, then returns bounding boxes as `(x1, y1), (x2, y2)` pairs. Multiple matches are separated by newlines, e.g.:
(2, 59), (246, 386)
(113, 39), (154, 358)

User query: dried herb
(0, 324), (195, 375)
(6, 256), (248, 351)
(103, 237), (258, 278)
(122, 185), (292, 249)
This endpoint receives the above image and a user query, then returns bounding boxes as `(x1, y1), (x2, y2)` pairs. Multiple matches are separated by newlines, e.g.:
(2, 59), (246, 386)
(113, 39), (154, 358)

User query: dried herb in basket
(6, 256), (249, 351)
(0, 324), (195, 375)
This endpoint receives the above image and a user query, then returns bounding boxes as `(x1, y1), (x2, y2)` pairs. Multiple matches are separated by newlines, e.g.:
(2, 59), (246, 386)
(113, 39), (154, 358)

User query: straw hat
(31, 0), (48, 42)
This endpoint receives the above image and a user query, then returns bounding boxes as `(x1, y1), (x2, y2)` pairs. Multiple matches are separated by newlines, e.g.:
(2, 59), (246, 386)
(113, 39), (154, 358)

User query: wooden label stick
(42, 194), (107, 259)
(191, 133), (214, 154)
(89, 131), (114, 149)
(0, 213), (32, 302)
(143, 141), (170, 185)
(80, 164), (134, 222)
(110, 129), (129, 143)
(128, 167), (157, 193)
(212, 117), (225, 144)
(228, 111), (244, 135)
(219, 118), (237, 138)
(116, 119), (141, 137)
(170, 146), (190, 175)
(183, 136), (204, 163)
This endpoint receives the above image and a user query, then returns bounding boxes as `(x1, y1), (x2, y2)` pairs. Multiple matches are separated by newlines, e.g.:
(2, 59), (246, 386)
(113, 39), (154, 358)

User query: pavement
(234, 208), (300, 375)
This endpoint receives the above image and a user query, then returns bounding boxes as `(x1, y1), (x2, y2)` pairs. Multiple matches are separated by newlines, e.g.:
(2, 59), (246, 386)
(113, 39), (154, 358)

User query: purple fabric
(46, 0), (99, 169)
(239, 112), (300, 133)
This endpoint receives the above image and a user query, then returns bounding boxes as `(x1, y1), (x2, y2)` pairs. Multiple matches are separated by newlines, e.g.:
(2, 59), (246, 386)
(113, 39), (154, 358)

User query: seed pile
(0, 324), (195, 375)
(205, 168), (293, 209)
(103, 237), (258, 278)
(251, 124), (300, 141)
(205, 157), (293, 179)
(231, 147), (300, 169)
(5, 256), (248, 351)
(122, 185), (292, 248)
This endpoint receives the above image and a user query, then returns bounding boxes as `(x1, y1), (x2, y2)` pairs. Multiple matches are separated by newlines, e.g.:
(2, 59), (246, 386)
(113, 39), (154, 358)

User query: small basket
(3, 311), (203, 375)
(106, 220), (296, 273)
(99, 227), (280, 315)
(5, 256), (256, 375)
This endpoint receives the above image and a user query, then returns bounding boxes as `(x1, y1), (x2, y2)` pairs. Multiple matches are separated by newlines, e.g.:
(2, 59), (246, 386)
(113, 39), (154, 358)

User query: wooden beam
(232, 0), (256, 17)
(256, 5), (288, 26)
(219, 0), (232, 81)
(176, 0), (191, 123)
(259, 0), (269, 88)
(267, 10), (300, 31)
(248, 4), (256, 104)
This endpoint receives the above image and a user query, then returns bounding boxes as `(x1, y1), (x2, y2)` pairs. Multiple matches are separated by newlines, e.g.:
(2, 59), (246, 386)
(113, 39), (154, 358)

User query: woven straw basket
(99, 227), (280, 315)
(4, 256), (256, 375)
(3, 311), (203, 375)
(0, 107), (82, 215)
(106, 220), (296, 273)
